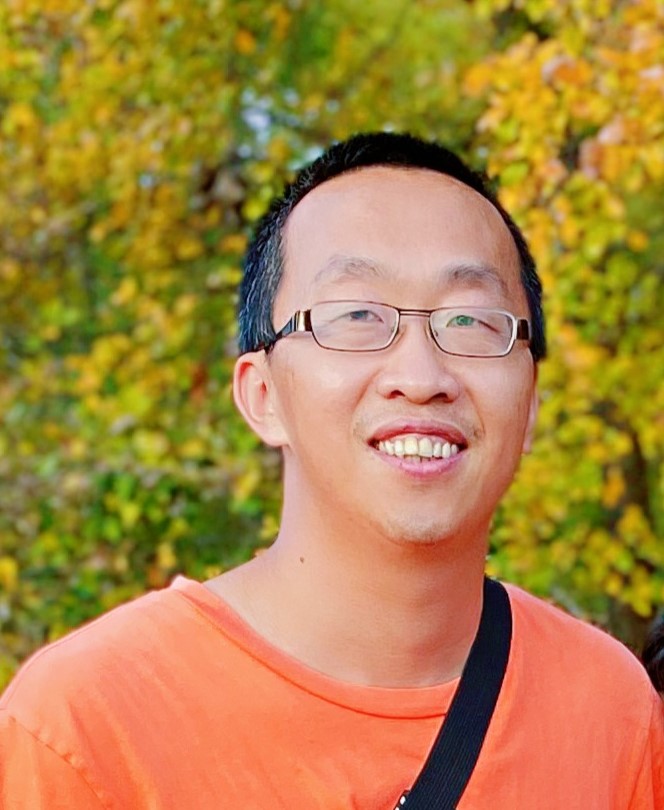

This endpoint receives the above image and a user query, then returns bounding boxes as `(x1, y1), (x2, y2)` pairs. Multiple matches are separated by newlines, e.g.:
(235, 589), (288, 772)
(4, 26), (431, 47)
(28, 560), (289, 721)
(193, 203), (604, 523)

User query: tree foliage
(1, 0), (662, 687)
(467, 0), (664, 641)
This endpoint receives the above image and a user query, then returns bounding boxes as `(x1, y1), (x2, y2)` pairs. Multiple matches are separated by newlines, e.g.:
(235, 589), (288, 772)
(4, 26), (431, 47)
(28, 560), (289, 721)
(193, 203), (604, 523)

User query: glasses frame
(262, 301), (531, 358)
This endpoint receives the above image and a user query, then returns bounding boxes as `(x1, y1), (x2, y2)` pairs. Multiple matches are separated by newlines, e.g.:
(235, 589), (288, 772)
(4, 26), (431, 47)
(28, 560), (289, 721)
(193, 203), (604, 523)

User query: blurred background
(1, 0), (663, 688)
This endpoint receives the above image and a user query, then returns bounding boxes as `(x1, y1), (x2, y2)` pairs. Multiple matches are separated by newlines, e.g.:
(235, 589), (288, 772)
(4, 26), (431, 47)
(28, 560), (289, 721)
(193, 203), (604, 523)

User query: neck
(209, 501), (489, 688)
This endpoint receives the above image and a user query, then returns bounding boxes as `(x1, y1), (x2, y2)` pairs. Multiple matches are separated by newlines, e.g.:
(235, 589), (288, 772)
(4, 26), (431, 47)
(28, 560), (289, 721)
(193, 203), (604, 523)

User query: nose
(374, 314), (462, 404)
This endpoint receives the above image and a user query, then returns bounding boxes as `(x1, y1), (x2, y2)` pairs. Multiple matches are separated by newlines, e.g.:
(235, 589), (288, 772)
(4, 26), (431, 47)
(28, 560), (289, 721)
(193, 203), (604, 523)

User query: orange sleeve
(627, 691), (664, 809)
(0, 711), (105, 810)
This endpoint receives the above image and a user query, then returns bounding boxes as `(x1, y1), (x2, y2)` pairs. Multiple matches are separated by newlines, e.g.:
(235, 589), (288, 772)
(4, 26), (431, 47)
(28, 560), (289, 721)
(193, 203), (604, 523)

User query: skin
(207, 167), (538, 687)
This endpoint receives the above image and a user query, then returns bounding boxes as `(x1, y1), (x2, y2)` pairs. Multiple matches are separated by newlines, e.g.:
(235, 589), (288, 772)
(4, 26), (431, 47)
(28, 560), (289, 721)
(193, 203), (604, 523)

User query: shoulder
(1, 579), (201, 730)
(502, 584), (664, 793)
(506, 583), (647, 674)
(504, 583), (658, 719)
(0, 579), (224, 806)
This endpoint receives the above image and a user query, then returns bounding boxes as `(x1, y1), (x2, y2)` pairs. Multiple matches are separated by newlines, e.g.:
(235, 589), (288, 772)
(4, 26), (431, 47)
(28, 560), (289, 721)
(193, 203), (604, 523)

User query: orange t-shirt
(1, 577), (662, 809)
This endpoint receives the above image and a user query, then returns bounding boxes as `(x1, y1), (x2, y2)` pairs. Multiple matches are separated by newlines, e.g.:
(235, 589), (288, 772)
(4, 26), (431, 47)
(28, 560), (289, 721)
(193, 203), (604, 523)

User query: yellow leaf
(242, 196), (267, 222)
(157, 541), (177, 570)
(0, 557), (18, 592)
(119, 501), (141, 530)
(605, 572), (623, 597)
(180, 438), (207, 459)
(0, 259), (20, 282)
(133, 430), (169, 461)
(232, 465), (261, 503)
(602, 467), (625, 509)
(3, 102), (38, 135)
(219, 233), (247, 254)
(234, 29), (257, 55)
(175, 236), (204, 261)
(626, 230), (649, 251)
(111, 277), (139, 306)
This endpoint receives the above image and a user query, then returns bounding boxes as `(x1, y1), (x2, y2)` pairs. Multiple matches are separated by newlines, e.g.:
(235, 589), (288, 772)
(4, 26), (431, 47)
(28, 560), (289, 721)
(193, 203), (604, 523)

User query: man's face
(240, 166), (538, 549)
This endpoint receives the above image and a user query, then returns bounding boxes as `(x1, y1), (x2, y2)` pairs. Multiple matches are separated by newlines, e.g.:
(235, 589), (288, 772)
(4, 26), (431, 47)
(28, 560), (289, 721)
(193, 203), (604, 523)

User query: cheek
(472, 364), (534, 442)
(270, 353), (371, 442)
(284, 350), (375, 395)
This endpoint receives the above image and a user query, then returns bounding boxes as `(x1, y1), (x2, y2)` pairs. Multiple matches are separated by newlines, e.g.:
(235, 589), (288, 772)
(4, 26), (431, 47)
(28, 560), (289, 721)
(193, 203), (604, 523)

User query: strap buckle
(394, 790), (410, 808)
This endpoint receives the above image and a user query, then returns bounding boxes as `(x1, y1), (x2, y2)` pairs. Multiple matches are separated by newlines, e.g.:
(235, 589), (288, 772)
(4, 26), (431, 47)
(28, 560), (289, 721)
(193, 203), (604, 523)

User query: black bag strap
(396, 577), (512, 810)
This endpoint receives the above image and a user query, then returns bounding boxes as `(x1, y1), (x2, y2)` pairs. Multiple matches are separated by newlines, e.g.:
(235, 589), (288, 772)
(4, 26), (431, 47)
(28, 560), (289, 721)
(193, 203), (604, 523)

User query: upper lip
(369, 420), (469, 448)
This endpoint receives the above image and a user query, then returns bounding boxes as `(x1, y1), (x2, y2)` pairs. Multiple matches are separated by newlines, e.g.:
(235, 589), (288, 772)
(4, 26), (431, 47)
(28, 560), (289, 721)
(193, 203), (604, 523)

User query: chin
(380, 517), (462, 547)
(375, 509), (492, 551)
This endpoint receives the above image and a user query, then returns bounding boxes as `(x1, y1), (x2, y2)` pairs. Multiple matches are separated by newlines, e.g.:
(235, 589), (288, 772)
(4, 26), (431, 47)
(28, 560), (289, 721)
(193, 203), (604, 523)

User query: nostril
(381, 383), (461, 405)
(374, 342), (463, 404)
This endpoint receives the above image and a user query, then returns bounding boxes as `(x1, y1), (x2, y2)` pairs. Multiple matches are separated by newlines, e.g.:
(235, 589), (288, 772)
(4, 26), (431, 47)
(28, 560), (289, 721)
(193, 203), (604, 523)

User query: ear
(521, 365), (539, 455)
(233, 352), (289, 448)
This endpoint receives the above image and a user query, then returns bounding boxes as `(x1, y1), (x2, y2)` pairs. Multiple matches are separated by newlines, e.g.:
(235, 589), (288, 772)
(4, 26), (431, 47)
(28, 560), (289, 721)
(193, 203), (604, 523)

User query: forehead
(276, 166), (523, 316)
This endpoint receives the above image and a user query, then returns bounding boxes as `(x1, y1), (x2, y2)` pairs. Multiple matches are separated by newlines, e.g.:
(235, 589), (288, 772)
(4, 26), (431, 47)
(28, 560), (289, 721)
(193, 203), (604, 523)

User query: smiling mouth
(374, 434), (463, 462)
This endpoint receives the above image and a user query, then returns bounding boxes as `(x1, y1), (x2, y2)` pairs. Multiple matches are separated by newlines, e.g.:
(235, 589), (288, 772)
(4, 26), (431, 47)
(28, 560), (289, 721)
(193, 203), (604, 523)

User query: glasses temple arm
(516, 319), (530, 342)
(262, 310), (312, 353)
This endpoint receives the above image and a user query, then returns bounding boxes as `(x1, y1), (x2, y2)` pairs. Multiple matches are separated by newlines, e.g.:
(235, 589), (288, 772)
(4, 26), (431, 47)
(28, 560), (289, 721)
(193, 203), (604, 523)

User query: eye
(447, 313), (478, 328)
(347, 308), (381, 322)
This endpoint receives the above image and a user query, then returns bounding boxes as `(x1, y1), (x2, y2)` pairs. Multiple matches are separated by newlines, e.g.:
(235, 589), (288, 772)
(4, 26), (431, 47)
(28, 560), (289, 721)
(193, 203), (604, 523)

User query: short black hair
(643, 614), (664, 693)
(238, 131), (546, 361)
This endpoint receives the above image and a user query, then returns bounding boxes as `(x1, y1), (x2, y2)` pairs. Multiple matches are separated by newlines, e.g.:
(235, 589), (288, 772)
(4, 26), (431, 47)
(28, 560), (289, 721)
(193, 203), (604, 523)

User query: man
(1, 132), (662, 808)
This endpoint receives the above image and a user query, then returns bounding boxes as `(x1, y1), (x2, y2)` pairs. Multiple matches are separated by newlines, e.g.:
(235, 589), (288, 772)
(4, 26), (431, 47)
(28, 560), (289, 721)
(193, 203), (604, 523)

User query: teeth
(404, 436), (419, 455)
(419, 437), (433, 457)
(377, 435), (460, 460)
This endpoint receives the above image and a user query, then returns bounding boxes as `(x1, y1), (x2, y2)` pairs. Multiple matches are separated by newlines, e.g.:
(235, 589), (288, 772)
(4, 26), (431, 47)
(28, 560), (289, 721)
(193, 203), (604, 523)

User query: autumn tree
(0, 0), (489, 686)
(1, 0), (661, 687)
(468, 0), (664, 644)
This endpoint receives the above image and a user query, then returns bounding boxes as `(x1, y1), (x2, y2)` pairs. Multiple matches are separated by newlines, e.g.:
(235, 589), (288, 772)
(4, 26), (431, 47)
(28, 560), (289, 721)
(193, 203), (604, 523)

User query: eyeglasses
(263, 301), (531, 358)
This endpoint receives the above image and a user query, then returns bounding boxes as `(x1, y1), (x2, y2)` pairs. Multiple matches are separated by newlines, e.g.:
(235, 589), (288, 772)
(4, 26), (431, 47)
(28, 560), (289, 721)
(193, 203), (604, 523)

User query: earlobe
(233, 352), (289, 448)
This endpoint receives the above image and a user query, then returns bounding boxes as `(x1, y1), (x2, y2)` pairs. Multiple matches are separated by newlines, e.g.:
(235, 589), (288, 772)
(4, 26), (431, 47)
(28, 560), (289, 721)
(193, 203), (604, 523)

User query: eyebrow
(438, 262), (510, 297)
(313, 254), (510, 297)
(312, 254), (387, 285)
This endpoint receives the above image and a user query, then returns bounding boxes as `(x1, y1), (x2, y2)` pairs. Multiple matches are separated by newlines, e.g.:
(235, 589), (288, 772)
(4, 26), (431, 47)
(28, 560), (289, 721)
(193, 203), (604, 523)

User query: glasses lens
(311, 301), (397, 351)
(431, 308), (515, 357)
